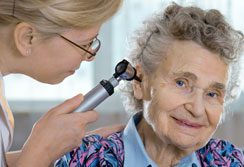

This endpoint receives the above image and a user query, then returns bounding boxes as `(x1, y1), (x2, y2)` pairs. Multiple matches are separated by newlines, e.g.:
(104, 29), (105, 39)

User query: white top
(0, 73), (14, 166)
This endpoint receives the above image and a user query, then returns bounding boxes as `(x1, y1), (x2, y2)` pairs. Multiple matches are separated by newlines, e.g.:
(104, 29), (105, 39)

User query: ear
(133, 64), (143, 99)
(133, 64), (151, 100)
(14, 22), (35, 57)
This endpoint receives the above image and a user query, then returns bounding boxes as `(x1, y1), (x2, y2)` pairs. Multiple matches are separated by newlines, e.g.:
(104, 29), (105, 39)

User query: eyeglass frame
(57, 34), (101, 58)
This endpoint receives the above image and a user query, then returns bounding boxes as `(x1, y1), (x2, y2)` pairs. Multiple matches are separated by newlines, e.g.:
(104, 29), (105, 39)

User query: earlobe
(133, 64), (152, 100)
(133, 64), (144, 100)
(133, 80), (143, 100)
(14, 22), (35, 57)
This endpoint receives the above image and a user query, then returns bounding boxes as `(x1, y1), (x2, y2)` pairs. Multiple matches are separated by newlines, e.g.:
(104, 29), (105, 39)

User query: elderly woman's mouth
(172, 117), (203, 129)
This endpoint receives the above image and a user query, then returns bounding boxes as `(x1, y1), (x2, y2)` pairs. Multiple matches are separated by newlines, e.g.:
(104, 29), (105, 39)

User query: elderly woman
(56, 3), (244, 167)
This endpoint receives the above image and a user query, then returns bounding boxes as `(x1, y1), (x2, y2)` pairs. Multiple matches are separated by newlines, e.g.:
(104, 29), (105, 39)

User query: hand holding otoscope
(73, 59), (141, 112)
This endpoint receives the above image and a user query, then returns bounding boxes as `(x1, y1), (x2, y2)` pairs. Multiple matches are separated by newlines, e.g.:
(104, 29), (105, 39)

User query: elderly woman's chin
(170, 134), (208, 151)
(151, 116), (213, 152)
(155, 125), (211, 152)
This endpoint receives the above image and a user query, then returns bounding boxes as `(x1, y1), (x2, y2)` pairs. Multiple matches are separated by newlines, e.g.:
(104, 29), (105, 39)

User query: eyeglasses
(58, 34), (101, 59)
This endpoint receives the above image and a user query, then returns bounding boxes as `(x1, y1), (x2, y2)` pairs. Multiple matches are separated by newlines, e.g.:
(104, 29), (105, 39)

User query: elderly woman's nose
(184, 92), (205, 117)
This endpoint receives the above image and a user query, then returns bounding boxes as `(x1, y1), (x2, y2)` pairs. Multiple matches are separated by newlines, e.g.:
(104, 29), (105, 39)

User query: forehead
(156, 40), (228, 86)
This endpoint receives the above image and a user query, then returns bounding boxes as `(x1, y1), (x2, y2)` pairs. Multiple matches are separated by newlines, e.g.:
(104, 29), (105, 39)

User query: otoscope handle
(73, 77), (119, 112)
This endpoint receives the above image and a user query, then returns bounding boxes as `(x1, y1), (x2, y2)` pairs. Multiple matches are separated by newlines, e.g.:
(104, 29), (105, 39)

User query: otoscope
(73, 59), (141, 113)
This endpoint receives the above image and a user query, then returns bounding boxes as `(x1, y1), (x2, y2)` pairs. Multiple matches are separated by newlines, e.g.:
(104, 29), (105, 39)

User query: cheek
(31, 44), (81, 83)
(145, 96), (173, 144)
(42, 42), (81, 68)
(152, 86), (186, 112)
(144, 88), (179, 132)
(207, 108), (223, 128)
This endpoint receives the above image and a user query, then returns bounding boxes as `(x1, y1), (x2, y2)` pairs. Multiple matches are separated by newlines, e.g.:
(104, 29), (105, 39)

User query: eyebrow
(210, 83), (226, 91)
(172, 72), (198, 81)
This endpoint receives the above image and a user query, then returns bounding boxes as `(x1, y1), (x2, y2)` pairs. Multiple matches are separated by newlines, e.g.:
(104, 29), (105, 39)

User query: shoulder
(83, 131), (123, 148)
(196, 138), (244, 166)
(55, 132), (124, 167)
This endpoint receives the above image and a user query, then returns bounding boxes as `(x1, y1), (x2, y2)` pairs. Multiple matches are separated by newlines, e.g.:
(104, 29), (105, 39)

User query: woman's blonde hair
(0, 0), (122, 34)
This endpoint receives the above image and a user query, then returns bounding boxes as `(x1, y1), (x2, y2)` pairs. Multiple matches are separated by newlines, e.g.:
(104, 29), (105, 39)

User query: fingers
(75, 110), (99, 124)
(50, 94), (84, 115)
(86, 124), (125, 137)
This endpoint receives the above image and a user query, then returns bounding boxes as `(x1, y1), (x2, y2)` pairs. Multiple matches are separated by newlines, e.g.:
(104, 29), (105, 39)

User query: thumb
(51, 94), (84, 115)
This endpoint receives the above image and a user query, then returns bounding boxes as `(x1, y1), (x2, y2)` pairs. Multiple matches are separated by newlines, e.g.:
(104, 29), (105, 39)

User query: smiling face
(23, 25), (101, 84)
(137, 40), (228, 151)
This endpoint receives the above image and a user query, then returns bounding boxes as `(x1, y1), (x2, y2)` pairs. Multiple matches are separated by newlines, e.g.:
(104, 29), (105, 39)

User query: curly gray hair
(120, 3), (244, 117)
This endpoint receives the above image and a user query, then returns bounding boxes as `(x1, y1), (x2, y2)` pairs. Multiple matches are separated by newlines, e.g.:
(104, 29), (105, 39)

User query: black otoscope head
(114, 59), (142, 82)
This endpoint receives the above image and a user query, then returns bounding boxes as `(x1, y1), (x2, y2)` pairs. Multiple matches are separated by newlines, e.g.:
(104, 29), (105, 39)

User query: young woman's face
(141, 40), (228, 152)
(28, 25), (101, 84)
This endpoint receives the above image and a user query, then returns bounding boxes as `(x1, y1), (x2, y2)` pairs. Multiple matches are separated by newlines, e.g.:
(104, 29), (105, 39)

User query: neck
(0, 42), (11, 76)
(0, 40), (24, 76)
(137, 118), (188, 167)
(0, 24), (22, 76)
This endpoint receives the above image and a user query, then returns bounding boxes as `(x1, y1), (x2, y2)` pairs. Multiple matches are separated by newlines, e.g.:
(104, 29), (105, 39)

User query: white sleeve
(0, 132), (7, 167)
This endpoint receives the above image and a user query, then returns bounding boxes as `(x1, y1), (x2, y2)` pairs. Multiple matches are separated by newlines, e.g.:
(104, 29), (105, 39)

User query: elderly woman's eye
(207, 92), (219, 98)
(175, 79), (187, 88)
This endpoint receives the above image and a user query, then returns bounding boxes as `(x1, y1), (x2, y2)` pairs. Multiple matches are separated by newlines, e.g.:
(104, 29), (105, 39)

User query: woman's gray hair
(120, 3), (244, 116)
